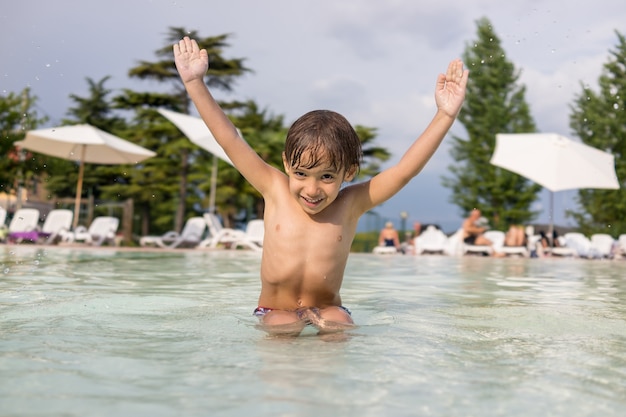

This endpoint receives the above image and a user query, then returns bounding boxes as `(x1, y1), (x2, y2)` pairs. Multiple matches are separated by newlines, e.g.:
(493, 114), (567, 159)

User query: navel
(337, 235), (343, 242)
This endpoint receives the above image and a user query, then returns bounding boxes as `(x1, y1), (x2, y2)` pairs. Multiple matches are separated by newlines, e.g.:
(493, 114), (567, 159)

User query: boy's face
(282, 152), (356, 215)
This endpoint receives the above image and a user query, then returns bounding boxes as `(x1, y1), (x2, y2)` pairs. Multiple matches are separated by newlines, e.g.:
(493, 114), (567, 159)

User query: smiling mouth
(301, 196), (323, 206)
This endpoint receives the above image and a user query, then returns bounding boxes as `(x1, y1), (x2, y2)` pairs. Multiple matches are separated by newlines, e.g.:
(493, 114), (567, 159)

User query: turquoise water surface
(1, 246), (625, 416)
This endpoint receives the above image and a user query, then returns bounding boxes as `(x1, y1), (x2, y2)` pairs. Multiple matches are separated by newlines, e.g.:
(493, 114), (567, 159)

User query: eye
(293, 170), (306, 178)
(321, 173), (336, 181)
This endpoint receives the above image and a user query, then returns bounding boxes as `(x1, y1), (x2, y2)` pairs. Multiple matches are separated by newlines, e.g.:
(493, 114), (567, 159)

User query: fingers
(459, 67), (469, 88)
(175, 36), (200, 54)
(178, 36), (191, 53)
(446, 59), (465, 82)
(441, 59), (469, 91)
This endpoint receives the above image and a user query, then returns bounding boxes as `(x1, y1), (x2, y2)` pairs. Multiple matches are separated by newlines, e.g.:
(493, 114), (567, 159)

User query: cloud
(325, 0), (470, 59)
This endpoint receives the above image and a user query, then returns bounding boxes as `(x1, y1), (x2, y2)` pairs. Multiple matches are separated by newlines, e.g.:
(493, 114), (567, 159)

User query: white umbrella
(16, 124), (156, 229)
(157, 109), (235, 213)
(490, 133), (620, 237)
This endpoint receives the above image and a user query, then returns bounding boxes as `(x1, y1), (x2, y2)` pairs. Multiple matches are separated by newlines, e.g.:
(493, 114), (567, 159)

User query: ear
(343, 165), (357, 182)
(282, 152), (290, 173)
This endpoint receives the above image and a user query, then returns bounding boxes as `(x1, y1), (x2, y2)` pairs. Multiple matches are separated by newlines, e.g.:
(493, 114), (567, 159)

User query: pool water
(1, 246), (625, 416)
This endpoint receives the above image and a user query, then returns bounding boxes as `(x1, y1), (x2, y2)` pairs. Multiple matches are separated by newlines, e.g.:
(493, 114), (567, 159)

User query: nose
(303, 178), (320, 196)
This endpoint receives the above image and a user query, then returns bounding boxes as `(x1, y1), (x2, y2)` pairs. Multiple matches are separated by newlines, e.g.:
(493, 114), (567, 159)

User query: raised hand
(435, 59), (469, 118)
(173, 36), (209, 84)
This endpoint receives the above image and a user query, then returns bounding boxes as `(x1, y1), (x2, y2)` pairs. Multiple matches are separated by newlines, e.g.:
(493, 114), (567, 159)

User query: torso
(257, 178), (359, 310)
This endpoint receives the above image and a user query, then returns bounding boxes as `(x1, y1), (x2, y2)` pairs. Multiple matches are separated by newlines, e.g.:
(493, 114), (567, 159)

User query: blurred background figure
(378, 221), (401, 251)
(505, 224), (527, 247)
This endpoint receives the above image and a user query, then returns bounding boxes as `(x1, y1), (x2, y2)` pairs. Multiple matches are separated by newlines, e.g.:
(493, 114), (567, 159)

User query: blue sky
(1, 0), (624, 233)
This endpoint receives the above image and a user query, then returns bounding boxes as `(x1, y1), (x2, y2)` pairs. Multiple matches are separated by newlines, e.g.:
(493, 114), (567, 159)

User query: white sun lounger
(139, 216), (206, 249)
(464, 230), (505, 256)
(197, 213), (246, 249)
(231, 219), (264, 251)
(61, 216), (120, 246)
(5, 208), (40, 242)
(414, 225), (448, 255)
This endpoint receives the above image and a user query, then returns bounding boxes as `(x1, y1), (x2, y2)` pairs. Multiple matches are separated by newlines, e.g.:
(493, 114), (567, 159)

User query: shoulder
(261, 168), (289, 196)
(338, 180), (374, 212)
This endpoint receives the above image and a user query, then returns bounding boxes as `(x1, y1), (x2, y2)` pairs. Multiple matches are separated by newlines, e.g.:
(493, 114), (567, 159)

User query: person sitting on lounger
(462, 209), (492, 246)
(378, 221), (401, 251)
(504, 224), (527, 247)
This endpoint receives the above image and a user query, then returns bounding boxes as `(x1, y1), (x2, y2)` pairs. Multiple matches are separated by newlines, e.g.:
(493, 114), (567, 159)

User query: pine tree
(569, 31), (626, 236)
(442, 17), (541, 229)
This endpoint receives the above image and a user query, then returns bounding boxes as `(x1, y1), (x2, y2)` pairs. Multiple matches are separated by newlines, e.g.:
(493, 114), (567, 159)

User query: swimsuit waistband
(253, 306), (351, 317)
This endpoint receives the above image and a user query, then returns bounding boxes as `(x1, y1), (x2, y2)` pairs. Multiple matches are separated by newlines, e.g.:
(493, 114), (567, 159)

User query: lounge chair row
(139, 213), (263, 251)
(0, 207), (120, 246)
(0, 207), (73, 244)
(371, 224), (626, 259)
(5, 207), (622, 257)
(460, 230), (624, 259)
(0, 207), (263, 250)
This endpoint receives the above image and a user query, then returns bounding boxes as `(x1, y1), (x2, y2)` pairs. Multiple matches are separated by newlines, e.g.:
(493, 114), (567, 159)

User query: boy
(174, 36), (468, 336)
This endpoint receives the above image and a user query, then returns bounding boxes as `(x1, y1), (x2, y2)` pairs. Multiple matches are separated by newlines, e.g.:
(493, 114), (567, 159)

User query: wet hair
(283, 110), (362, 175)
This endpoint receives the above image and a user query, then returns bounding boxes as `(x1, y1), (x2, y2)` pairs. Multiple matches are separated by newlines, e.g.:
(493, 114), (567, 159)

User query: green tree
(100, 108), (180, 235)
(569, 30), (626, 236)
(120, 27), (250, 232)
(442, 17), (540, 229)
(354, 125), (391, 179)
(0, 88), (47, 205)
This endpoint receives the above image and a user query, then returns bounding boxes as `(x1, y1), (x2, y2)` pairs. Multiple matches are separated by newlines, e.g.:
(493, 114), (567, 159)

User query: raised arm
(173, 37), (278, 194)
(354, 59), (469, 212)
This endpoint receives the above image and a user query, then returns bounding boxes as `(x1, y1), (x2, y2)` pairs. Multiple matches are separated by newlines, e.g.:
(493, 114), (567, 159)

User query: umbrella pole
(548, 191), (554, 247)
(208, 154), (218, 214)
(73, 146), (86, 230)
